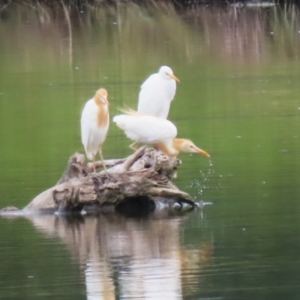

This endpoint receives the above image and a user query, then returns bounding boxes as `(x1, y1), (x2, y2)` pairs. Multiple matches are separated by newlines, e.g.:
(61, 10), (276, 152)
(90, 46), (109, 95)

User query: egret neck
(154, 138), (210, 157)
(94, 89), (109, 128)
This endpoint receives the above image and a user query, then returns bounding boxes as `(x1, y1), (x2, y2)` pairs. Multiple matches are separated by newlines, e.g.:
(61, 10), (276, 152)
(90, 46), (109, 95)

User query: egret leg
(130, 141), (141, 151)
(98, 146), (108, 173)
(92, 155), (96, 173)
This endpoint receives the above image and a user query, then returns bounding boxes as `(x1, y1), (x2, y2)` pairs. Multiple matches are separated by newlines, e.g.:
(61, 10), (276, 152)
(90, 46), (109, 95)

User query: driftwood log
(1, 147), (197, 215)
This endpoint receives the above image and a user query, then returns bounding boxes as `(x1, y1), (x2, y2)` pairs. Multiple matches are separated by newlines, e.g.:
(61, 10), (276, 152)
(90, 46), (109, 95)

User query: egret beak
(167, 73), (180, 83)
(196, 147), (210, 157)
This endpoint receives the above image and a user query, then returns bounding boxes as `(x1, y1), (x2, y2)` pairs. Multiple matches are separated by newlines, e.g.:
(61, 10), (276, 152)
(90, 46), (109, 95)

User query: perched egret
(137, 66), (179, 119)
(81, 88), (109, 172)
(113, 111), (210, 158)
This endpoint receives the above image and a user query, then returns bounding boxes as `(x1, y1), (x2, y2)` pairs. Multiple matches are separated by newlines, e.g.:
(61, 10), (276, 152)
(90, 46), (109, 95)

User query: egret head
(95, 88), (109, 105)
(174, 139), (210, 157)
(159, 66), (180, 82)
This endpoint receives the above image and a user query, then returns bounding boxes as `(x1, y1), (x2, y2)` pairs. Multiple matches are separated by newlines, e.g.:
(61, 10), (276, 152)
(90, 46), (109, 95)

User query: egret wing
(80, 100), (94, 147)
(81, 99), (104, 159)
(113, 115), (177, 144)
(138, 73), (176, 119)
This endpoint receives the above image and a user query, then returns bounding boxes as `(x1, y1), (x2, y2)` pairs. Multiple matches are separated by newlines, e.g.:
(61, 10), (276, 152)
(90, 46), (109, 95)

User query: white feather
(81, 99), (109, 160)
(113, 114), (177, 144)
(137, 66), (177, 119)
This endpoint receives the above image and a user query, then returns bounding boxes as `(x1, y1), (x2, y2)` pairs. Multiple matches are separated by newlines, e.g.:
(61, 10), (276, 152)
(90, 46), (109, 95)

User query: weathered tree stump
(1, 147), (197, 215)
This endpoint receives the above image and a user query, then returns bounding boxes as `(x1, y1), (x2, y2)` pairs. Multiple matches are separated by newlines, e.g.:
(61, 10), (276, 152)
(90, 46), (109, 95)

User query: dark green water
(1, 3), (300, 299)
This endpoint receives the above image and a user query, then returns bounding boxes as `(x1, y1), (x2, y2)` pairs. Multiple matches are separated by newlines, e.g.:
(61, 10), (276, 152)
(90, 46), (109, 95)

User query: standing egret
(113, 111), (209, 158)
(137, 65), (179, 119)
(81, 88), (109, 172)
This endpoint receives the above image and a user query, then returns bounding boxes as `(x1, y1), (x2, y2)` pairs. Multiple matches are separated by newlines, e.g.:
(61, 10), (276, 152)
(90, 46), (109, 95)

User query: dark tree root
(1, 147), (196, 215)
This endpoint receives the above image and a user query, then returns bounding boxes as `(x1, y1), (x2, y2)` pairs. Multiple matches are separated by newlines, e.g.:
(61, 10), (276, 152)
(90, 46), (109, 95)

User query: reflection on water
(26, 212), (212, 299)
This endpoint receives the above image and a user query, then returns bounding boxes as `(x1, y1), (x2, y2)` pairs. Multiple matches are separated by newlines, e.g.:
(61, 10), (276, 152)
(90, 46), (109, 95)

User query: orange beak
(167, 73), (180, 83)
(196, 147), (210, 157)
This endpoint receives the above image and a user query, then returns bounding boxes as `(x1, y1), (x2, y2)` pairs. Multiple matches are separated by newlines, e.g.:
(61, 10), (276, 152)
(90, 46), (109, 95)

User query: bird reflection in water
(23, 212), (213, 299)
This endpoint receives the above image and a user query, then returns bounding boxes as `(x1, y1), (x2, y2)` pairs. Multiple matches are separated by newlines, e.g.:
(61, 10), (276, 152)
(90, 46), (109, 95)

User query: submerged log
(1, 147), (196, 215)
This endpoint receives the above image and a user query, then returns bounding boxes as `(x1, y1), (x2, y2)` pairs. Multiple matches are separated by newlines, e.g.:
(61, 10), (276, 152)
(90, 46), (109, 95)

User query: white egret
(113, 111), (209, 158)
(137, 65), (179, 119)
(81, 88), (109, 172)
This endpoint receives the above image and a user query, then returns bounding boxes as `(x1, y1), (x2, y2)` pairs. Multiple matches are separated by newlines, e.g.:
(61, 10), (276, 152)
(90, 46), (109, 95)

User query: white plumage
(113, 114), (177, 146)
(113, 112), (210, 158)
(81, 88), (109, 170)
(137, 66), (179, 119)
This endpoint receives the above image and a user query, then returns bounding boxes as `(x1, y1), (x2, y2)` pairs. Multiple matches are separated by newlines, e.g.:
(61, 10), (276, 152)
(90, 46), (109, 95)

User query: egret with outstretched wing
(113, 112), (209, 158)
